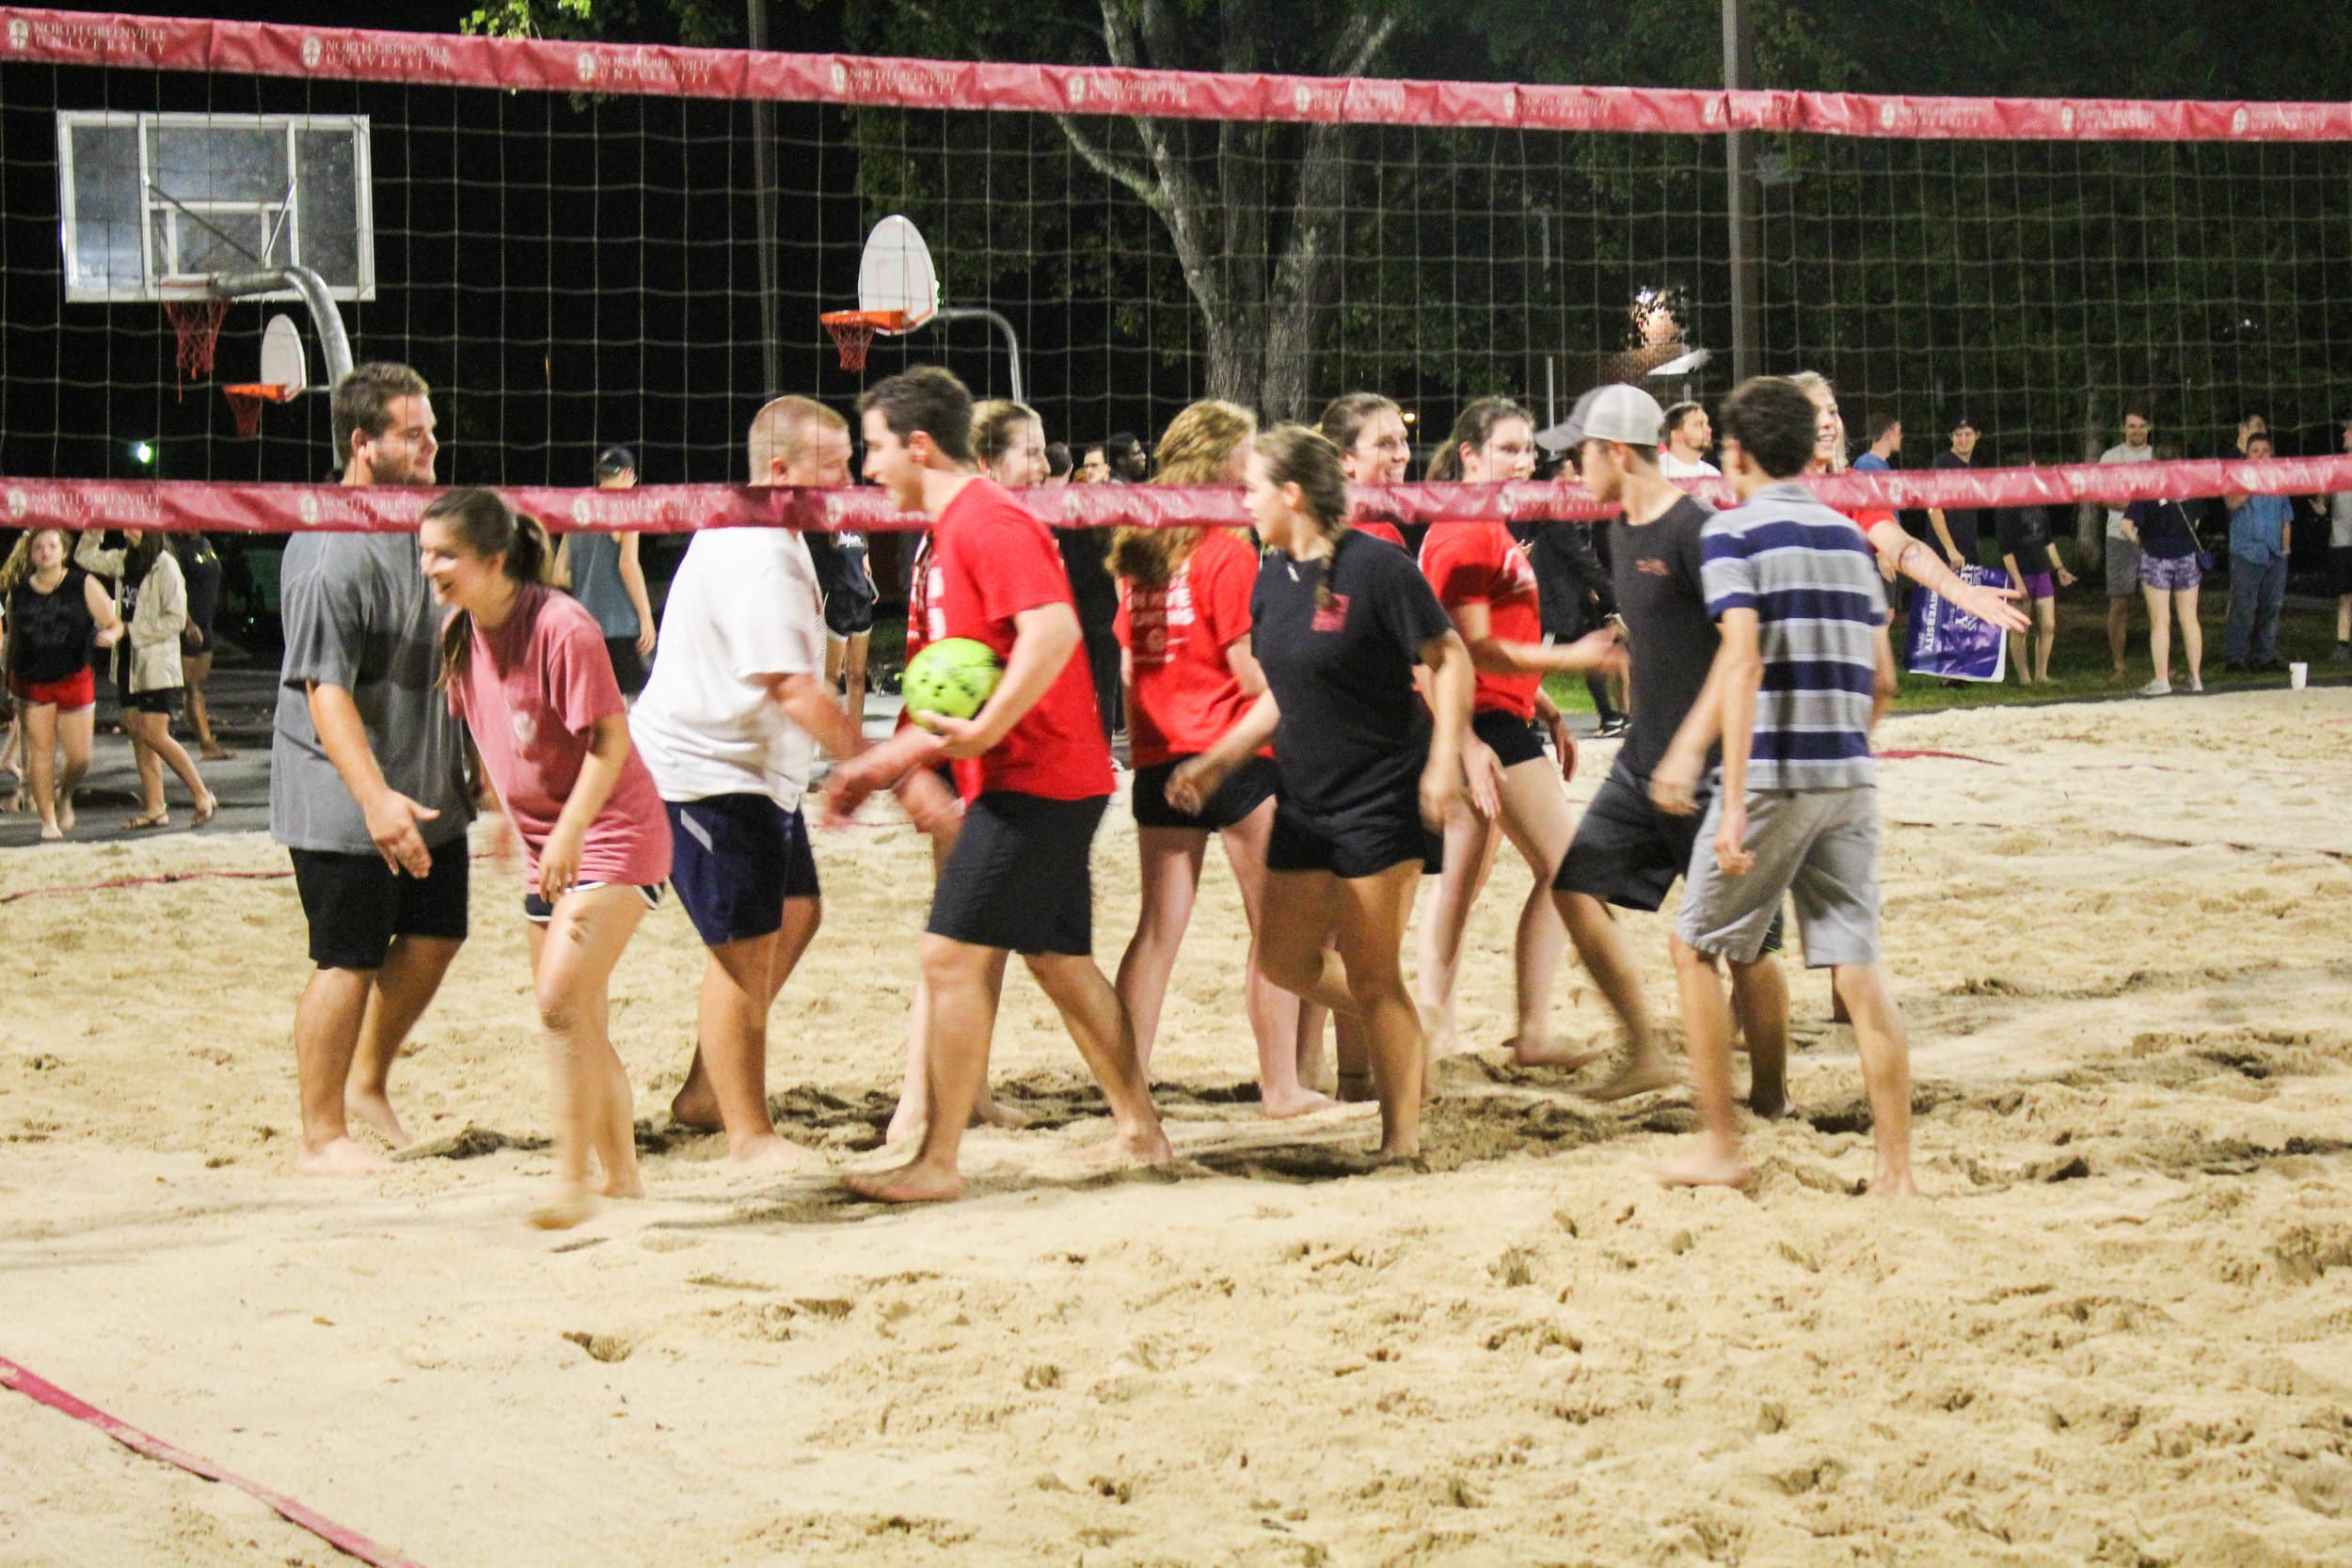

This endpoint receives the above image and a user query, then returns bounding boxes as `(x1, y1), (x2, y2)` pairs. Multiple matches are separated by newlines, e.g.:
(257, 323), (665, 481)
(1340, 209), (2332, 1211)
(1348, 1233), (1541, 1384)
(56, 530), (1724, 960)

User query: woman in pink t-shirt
(421, 488), (672, 1229)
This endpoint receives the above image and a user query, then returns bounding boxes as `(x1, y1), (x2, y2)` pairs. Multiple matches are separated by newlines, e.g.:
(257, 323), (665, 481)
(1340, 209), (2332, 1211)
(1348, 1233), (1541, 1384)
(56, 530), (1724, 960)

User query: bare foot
(973, 1092), (1031, 1130)
(530, 1188), (601, 1229)
(1375, 1131), (1422, 1161)
(1259, 1085), (1336, 1119)
(295, 1137), (395, 1177)
(192, 792), (218, 828)
(600, 1169), (647, 1201)
(1422, 1006), (1466, 1060)
(1747, 1083), (1788, 1121)
(668, 1080), (724, 1133)
(727, 1132), (822, 1171)
(345, 1088), (410, 1149)
(1580, 1052), (1682, 1103)
(200, 746), (237, 762)
(1657, 1140), (1750, 1189)
(1335, 1071), (1376, 1105)
(1871, 1165), (1920, 1199)
(1079, 1125), (1173, 1171)
(38, 820), (61, 842)
(882, 1097), (924, 1146)
(57, 800), (74, 833)
(844, 1158), (965, 1204)
(1504, 1035), (1608, 1071)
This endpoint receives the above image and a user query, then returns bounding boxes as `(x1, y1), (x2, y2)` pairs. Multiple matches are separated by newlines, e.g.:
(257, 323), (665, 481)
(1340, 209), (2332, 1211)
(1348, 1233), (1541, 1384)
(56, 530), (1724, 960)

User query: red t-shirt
(1418, 520), (1545, 720)
(927, 478), (1114, 800)
(448, 584), (672, 895)
(1114, 529), (1264, 768)
(1356, 522), (1407, 550)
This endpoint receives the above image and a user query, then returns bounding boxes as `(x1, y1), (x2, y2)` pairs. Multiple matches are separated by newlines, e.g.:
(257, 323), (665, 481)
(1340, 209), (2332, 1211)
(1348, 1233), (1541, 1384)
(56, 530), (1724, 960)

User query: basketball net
(164, 298), (230, 399)
(820, 309), (916, 372)
(219, 383), (293, 439)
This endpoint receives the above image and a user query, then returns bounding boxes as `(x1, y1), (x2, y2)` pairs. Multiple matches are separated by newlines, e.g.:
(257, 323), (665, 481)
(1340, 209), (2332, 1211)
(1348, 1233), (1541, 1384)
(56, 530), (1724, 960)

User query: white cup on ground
(2291, 661), (2309, 689)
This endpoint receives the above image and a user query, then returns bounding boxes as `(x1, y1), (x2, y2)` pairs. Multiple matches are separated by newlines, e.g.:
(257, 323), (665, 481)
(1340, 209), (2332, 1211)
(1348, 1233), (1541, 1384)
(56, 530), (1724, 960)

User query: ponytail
(423, 487), (557, 689)
(1253, 424), (1351, 610)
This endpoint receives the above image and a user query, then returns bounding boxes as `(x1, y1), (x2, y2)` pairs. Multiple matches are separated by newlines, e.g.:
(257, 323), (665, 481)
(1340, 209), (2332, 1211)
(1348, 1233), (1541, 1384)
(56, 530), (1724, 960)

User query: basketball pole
(1722, 0), (1761, 386)
(931, 307), (1025, 406)
(207, 264), (353, 387)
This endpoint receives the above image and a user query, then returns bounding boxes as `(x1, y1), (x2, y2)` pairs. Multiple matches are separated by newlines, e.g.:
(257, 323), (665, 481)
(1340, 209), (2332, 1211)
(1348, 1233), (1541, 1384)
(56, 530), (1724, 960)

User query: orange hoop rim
(819, 308), (919, 334)
(219, 383), (297, 404)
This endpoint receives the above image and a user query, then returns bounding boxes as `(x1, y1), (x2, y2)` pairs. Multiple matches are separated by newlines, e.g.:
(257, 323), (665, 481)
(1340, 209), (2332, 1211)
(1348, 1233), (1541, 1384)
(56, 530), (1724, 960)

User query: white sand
(5, 689), (2352, 1568)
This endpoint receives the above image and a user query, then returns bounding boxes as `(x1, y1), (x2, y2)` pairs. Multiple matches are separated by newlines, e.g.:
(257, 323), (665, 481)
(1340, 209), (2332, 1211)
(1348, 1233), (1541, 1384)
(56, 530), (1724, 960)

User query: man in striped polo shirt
(1655, 375), (1916, 1197)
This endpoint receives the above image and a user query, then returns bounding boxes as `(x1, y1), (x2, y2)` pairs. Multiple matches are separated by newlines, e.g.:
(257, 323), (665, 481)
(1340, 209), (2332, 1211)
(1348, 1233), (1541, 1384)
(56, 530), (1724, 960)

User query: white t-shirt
(630, 527), (827, 809)
(1659, 451), (1721, 480)
(2098, 442), (2153, 535)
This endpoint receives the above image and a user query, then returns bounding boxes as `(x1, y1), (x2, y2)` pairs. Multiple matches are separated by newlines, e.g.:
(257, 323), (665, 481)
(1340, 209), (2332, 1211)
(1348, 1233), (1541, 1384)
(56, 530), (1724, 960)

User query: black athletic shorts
(123, 686), (181, 716)
(292, 837), (470, 971)
(1131, 754), (1279, 832)
(666, 795), (819, 947)
(1473, 708), (1546, 768)
(824, 592), (877, 639)
(522, 882), (666, 923)
(1265, 791), (1441, 880)
(604, 637), (648, 698)
(927, 791), (1105, 956)
(2330, 546), (2352, 600)
(1551, 757), (1781, 954)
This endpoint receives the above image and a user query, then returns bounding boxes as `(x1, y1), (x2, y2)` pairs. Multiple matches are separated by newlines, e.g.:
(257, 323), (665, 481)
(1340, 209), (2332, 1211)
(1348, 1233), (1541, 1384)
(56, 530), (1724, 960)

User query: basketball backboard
(857, 214), (938, 329)
(56, 111), (375, 303)
(259, 312), (307, 395)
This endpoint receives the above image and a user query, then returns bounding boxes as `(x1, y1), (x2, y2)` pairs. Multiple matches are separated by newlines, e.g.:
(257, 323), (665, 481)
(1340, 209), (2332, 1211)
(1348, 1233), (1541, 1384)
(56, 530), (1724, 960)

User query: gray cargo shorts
(2106, 534), (2143, 598)
(1677, 784), (1881, 968)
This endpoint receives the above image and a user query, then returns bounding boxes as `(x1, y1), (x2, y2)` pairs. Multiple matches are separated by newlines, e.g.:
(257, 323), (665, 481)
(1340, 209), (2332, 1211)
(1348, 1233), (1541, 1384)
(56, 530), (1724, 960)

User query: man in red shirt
(829, 367), (1169, 1203)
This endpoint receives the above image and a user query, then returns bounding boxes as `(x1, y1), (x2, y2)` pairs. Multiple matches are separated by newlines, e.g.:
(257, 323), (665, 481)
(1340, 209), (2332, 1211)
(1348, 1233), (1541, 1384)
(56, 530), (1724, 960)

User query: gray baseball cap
(1535, 383), (1666, 453)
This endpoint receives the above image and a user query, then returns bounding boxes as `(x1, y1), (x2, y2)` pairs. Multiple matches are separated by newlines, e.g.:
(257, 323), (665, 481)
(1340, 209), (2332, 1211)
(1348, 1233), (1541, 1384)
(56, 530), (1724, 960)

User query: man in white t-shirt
(1658, 400), (1721, 479)
(2098, 409), (2154, 677)
(633, 395), (948, 1167)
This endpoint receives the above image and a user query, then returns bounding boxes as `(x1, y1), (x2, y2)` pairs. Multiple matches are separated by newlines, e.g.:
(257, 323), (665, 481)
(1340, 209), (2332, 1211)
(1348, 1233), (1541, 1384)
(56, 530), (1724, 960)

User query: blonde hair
(0, 529), (69, 594)
(1788, 371), (1847, 473)
(748, 395), (847, 480)
(1109, 400), (1256, 589)
(970, 399), (1042, 475)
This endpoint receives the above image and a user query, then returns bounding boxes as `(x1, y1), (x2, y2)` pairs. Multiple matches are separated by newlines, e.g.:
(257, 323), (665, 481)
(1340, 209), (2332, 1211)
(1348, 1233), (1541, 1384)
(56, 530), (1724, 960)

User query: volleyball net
(5, 6), (2352, 539)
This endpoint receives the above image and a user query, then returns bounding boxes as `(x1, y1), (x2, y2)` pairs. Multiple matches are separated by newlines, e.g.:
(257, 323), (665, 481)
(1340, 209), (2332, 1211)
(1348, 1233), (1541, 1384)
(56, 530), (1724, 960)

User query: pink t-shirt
(448, 583), (671, 896)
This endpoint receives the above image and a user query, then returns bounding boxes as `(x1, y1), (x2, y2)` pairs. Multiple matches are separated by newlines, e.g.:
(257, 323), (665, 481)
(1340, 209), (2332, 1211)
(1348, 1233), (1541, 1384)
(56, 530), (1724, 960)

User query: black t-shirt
(803, 530), (877, 617)
(177, 535), (224, 638)
(2125, 499), (2200, 560)
(1251, 530), (1453, 819)
(1994, 505), (2053, 564)
(1518, 520), (1615, 639)
(1057, 528), (1120, 628)
(8, 567), (98, 685)
(1609, 496), (1717, 781)
(1931, 451), (1983, 560)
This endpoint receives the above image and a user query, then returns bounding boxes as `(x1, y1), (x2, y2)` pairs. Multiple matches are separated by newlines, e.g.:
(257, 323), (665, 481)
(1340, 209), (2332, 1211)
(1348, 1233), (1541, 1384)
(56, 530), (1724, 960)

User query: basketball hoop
(164, 298), (230, 395)
(820, 309), (913, 372)
(220, 382), (294, 439)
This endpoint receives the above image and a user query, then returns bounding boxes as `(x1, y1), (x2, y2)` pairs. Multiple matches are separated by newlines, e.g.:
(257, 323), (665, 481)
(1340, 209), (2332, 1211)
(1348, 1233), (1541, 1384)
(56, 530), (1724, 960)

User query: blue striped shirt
(1700, 481), (1889, 792)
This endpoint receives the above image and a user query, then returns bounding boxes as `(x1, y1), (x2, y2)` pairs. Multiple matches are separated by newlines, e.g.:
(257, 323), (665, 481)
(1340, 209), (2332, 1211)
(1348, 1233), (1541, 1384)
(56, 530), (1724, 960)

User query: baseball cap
(593, 443), (637, 480)
(1535, 384), (1665, 453)
(1948, 414), (1979, 434)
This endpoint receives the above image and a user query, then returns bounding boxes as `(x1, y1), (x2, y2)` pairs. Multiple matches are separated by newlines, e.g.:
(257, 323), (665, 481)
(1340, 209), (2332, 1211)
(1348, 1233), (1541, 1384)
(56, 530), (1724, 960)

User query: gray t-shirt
(270, 531), (473, 853)
(564, 531), (641, 641)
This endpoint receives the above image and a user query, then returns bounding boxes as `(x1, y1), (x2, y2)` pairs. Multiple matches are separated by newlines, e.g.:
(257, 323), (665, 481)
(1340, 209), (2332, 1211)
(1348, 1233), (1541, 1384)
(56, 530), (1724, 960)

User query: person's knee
(1257, 935), (1325, 997)
(1669, 934), (1720, 976)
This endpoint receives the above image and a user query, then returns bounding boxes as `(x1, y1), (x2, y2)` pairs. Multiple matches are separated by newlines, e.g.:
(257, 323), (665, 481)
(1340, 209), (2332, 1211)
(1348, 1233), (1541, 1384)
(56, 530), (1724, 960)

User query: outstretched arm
(1866, 518), (2028, 633)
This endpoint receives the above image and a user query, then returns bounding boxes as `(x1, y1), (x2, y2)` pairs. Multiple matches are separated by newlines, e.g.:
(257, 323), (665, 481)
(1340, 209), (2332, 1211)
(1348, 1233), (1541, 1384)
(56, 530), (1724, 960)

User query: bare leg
(525, 885), (650, 1228)
(54, 705), (93, 834)
(1025, 951), (1170, 1165)
(849, 936), (1009, 1203)
(126, 710), (210, 818)
(2340, 594), (2352, 644)
(2033, 596), (2058, 684)
(1830, 962), (1916, 1197)
(2142, 582), (2171, 685)
(126, 717), (166, 820)
(2008, 626), (2032, 685)
(294, 965), (393, 1175)
(1659, 935), (1747, 1187)
(183, 652), (231, 759)
(23, 703), (61, 838)
(1114, 826), (1210, 1073)
(1557, 891), (1680, 1099)
(2107, 593), (2130, 677)
(1415, 801), (1498, 1058)
(1331, 864), (1430, 1158)
(345, 934), (461, 1148)
(1491, 758), (1596, 1068)
(675, 915), (820, 1167)
(1256, 871), (1357, 1015)
(2176, 587), (2203, 687)
(843, 631), (870, 737)
(1731, 954), (1791, 1118)
(1217, 802), (1323, 1118)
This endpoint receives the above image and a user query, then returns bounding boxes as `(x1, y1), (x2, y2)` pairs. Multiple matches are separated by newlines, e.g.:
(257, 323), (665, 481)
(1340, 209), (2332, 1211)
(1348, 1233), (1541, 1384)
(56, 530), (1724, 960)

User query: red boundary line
(0, 867), (293, 903)
(0, 1354), (428, 1568)
(6, 456), (2349, 536)
(4, 8), (2348, 143)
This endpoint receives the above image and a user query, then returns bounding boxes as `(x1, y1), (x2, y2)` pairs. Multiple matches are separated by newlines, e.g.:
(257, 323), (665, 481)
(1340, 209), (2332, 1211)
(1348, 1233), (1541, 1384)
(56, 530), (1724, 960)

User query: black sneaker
(1595, 716), (1629, 739)
(2222, 659), (2248, 673)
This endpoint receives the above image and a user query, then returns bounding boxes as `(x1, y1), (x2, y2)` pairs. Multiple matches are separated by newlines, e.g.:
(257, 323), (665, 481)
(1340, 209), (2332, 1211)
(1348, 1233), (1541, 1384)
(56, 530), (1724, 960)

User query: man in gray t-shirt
(271, 361), (472, 1177)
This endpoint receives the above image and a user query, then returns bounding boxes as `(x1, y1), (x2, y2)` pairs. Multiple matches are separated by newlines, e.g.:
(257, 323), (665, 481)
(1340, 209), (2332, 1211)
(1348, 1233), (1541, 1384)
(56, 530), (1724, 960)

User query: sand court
(6, 689), (2352, 1567)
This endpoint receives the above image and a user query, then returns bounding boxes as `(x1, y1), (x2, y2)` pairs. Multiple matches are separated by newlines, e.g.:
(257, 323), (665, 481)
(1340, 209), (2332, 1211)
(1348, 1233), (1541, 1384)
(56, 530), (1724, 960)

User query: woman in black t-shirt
(1171, 425), (1483, 1160)
(3, 527), (124, 839)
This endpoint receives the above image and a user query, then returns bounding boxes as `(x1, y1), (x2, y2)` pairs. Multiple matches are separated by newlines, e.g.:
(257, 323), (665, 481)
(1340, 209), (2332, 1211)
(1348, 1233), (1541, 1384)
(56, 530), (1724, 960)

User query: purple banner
(1904, 565), (2010, 682)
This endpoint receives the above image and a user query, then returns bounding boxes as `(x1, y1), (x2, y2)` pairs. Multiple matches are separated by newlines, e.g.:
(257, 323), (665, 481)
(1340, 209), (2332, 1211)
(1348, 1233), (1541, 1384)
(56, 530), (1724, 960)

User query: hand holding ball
(902, 638), (1003, 732)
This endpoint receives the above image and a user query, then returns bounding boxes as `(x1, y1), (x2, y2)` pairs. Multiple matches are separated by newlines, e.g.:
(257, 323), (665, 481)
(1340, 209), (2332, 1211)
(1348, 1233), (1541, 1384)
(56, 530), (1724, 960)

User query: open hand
(1713, 795), (1755, 876)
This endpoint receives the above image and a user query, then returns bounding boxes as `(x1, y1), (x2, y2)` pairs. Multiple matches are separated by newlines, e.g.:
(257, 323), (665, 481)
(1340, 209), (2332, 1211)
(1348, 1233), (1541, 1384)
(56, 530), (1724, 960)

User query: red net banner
(8, 458), (2347, 537)
(6, 8), (2349, 142)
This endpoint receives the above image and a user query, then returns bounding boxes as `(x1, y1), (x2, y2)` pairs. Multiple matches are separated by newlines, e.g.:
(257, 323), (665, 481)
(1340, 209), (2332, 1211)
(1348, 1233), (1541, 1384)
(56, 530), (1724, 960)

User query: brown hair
(859, 366), (975, 465)
(1316, 391), (1402, 457)
(1255, 423), (1351, 610)
(1719, 376), (1820, 481)
(422, 487), (557, 689)
(970, 399), (1041, 473)
(747, 395), (847, 480)
(1425, 397), (1531, 482)
(1110, 399), (1256, 589)
(331, 361), (430, 473)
